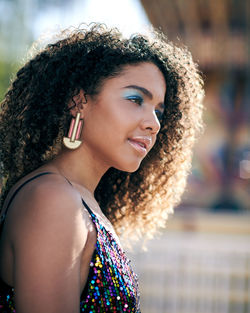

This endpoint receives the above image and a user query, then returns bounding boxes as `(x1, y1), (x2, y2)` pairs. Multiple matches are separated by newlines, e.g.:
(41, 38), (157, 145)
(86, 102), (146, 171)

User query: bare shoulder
(5, 173), (92, 248)
(1, 173), (96, 312)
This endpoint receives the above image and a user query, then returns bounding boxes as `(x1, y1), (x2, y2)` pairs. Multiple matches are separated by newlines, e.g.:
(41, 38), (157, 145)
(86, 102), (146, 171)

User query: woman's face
(81, 62), (166, 172)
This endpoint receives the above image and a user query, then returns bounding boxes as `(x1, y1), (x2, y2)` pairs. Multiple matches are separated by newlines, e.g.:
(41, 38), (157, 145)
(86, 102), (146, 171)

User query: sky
(34, 0), (150, 38)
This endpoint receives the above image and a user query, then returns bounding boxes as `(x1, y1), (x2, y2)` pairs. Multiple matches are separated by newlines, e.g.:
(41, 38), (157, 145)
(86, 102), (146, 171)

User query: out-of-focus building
(129, 2), (250, 313)
(140, 0), (250, 212)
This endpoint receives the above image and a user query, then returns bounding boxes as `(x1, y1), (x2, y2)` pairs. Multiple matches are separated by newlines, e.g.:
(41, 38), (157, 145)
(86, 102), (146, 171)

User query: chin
(115, 161), (142, 173)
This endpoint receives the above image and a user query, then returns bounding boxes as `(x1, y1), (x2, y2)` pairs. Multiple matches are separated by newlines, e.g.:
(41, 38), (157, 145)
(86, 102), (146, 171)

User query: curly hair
(0, 24), (204, 247)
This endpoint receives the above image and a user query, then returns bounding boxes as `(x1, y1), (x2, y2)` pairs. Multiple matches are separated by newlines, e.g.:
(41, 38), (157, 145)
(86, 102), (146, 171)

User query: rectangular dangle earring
(63, 112), (83, 149)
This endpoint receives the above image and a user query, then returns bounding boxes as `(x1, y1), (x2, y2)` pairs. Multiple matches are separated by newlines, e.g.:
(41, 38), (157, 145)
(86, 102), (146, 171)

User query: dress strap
(1, 170), (97, 224)
(58, 175), (95, 217)
(1, 172), (54, 223)
(52, 174), (96, 218)
(81, 197), (95, 217)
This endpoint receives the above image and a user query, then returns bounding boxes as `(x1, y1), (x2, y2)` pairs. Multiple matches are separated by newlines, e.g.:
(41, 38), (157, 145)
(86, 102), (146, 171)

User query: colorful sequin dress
(0, 172), (141, 312)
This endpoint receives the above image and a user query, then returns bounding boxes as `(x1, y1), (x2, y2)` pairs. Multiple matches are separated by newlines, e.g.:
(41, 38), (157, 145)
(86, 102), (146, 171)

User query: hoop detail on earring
(63, 112), (83, 149)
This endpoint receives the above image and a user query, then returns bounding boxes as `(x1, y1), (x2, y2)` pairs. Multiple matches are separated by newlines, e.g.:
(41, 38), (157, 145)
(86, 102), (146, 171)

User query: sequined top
(0, 172), (141, 312)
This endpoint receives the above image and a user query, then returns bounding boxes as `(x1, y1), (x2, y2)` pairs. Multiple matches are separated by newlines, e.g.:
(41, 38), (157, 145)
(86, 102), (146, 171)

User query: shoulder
(2, 173), (96, 311)
(4, 173), (91, 249)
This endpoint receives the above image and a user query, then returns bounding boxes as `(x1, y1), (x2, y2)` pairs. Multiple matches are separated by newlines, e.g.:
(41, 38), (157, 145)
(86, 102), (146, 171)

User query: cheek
(82, 107), (123, 146)
(87, 103), (138, 138)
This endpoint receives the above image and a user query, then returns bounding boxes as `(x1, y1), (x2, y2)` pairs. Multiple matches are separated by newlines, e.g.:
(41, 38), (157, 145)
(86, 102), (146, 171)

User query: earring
(63, 112), (83, 149)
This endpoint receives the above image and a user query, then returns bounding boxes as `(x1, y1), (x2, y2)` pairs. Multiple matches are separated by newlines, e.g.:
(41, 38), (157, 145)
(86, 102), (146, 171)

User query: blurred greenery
(0, 60), (19, 102)
(0, 0), (33, 102)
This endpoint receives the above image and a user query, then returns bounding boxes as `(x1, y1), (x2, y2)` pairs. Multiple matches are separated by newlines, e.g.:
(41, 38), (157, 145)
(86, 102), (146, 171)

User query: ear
(68, 89), (88, 118)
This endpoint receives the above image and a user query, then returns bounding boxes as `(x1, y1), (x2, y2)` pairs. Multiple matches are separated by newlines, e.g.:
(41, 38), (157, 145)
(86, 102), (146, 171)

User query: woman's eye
(126, 96), (143, 105)
(155, 109), (164, 121)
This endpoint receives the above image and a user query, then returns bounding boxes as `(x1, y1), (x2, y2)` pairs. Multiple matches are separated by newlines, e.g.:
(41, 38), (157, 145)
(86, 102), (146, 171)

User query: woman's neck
(42, 146), (109, 195)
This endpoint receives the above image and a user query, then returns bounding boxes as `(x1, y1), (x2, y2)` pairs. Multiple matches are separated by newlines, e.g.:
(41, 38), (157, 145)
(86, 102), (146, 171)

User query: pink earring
(63, 112), (83, 149)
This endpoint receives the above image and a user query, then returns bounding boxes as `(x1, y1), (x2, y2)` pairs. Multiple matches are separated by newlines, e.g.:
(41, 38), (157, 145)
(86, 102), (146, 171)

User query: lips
(128, 136), (152, 152)
(135, 141), (146, 149)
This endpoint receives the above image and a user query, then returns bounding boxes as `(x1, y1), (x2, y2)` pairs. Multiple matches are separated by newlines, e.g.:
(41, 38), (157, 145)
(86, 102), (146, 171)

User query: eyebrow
(124, 85), (153, 100)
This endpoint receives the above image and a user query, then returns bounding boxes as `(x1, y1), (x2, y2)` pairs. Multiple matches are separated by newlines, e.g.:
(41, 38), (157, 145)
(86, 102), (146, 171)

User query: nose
(140, 110), (161, 134)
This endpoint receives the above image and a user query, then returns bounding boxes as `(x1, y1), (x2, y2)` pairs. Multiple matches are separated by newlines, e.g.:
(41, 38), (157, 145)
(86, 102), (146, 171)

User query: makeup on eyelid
(122, 90), (143, 104)
(156, 103), (165, 121)
(122, 89), (165, 121)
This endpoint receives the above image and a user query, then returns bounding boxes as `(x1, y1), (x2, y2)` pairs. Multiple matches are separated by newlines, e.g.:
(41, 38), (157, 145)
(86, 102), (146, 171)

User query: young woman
(0, 24), (204, 312)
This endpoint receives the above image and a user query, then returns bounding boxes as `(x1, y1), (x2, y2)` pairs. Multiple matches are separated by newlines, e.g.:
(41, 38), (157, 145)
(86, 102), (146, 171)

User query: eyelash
(126, 95), (164, 121)
(126, 95), (143, 105)
(155, 109), (164, 121)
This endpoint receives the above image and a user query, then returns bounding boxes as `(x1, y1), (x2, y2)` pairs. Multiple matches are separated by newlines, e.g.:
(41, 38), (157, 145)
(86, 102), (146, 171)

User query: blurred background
(0, 0), (249, 312)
